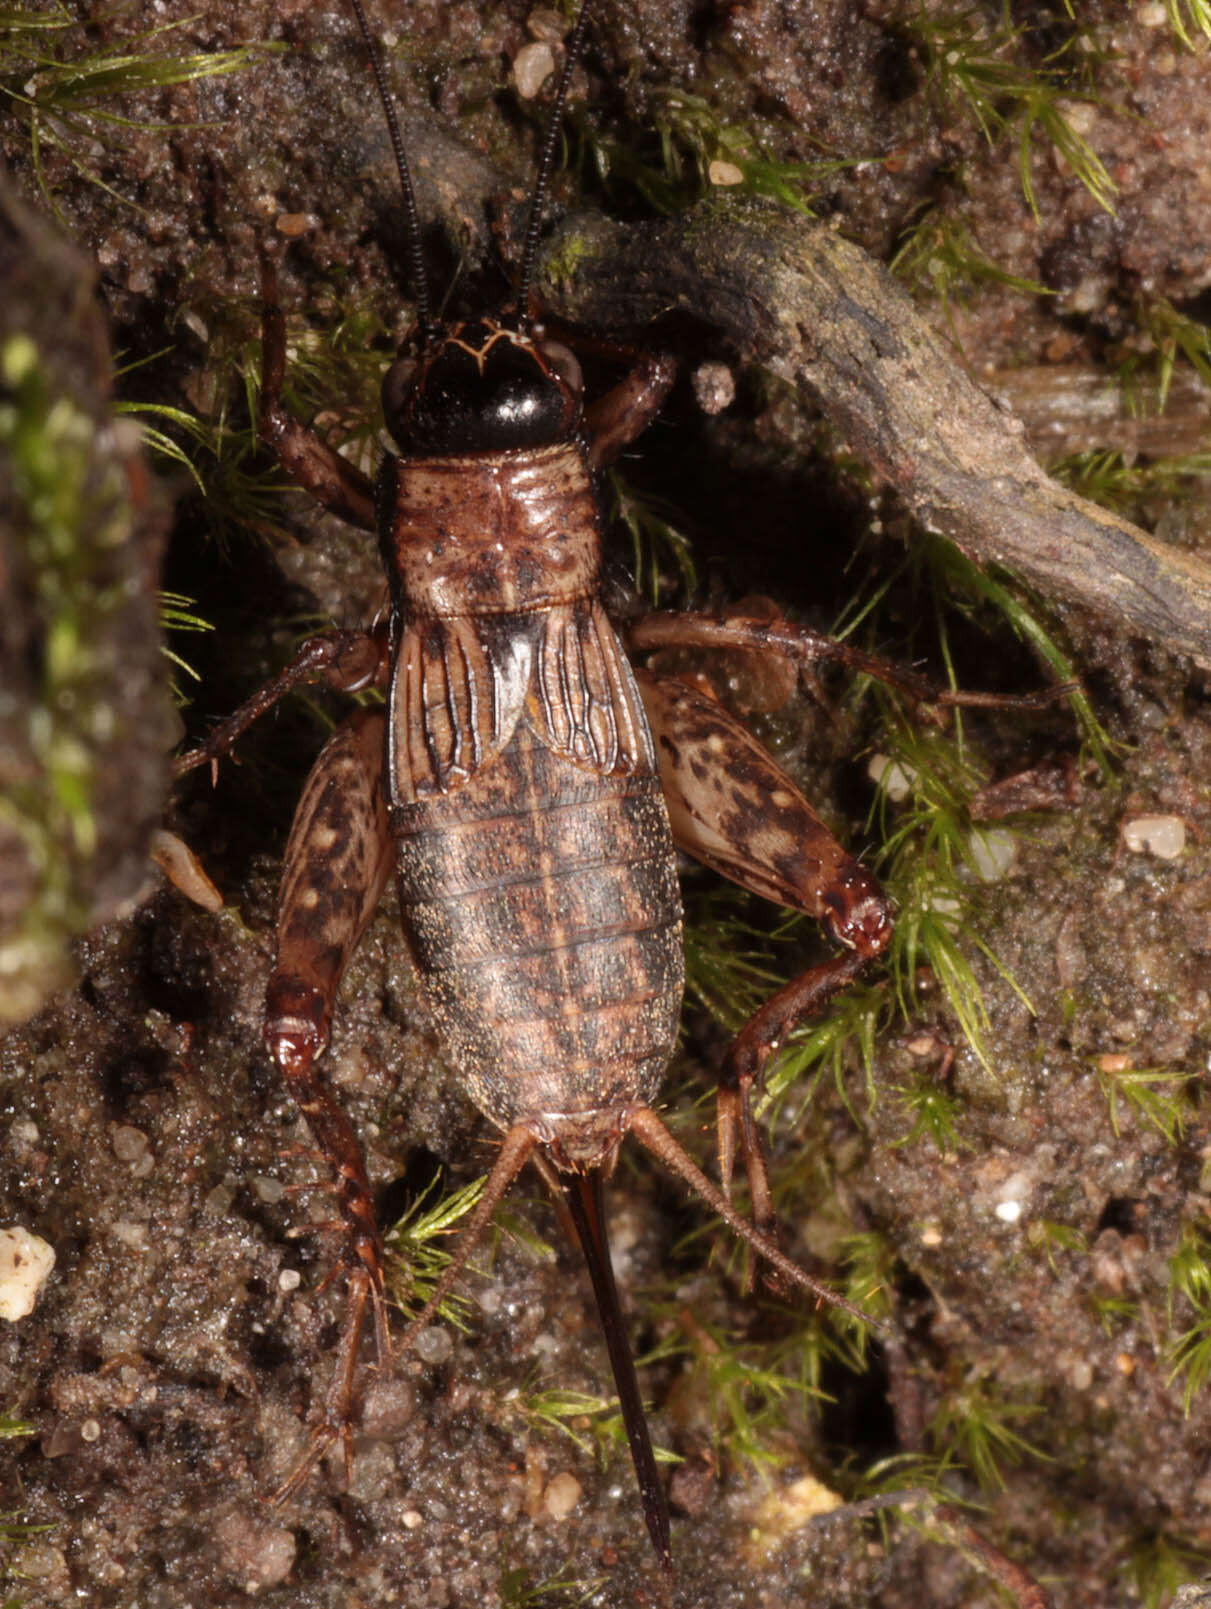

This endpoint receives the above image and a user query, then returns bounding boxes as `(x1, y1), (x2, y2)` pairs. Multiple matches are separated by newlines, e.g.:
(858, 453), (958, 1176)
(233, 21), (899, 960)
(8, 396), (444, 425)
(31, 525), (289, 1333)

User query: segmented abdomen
(392, 727), (684, 1135)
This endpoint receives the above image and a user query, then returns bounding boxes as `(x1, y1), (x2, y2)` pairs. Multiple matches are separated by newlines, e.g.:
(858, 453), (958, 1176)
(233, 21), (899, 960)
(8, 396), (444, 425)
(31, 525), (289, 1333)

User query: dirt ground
(4, 3), (1211, 1606)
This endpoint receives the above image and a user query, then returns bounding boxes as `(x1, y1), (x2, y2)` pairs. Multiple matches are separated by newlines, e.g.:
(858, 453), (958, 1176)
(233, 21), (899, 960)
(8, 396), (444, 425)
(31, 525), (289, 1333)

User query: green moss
(511, 1384), (678, 1470)
(1027, 1218), (1088, 1276)
(0, 7), (273, 224)
(907, 6), (1116, 220)
(0, 1499), (54, 1605)
(1124, 1529), (1211, 1609)
(1166, 1221), (1211, 1411)
(1094, 1059), (1196, 1145)
(1051, 445), (1211, 512)
(0, 333), (134, 1018)
(157, 590), (214, 706)
(383, 1173), (556, 1330)
(926, 1370), (1049, 1492)
(891, 1071), (967, 1156)
(1128, 293), (1211, 411)
(606, 472), (698, 608)
(569, 83), (862, 217)
(891, 209), (1051, 346)
(497, 1556), (606, 1608)
(1162, 0), (1211, 49)
(644, 1303), (834, 1476)
(383, 1173), (488, 1329)
(537, 226), (594, 293)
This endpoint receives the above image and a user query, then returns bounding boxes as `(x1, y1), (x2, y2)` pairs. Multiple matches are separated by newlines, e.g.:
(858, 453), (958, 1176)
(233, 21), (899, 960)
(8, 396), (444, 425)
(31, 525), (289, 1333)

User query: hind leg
(264, 707), (394, 1497)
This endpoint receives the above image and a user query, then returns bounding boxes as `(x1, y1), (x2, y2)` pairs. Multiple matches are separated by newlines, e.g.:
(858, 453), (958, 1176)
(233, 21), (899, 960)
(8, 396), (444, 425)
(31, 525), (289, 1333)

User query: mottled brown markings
(269, 710), (393, 1065)
(638, 672), (892, 975)
(172, 16), (928, 1560)
(385, 447), (600, 617)
(393, 702), (683, 1129)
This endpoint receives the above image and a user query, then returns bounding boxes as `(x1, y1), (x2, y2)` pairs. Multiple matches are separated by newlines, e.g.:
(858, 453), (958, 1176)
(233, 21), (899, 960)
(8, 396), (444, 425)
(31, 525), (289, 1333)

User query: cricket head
(381, 318), (583, 455)
(344, 0), (593, 460)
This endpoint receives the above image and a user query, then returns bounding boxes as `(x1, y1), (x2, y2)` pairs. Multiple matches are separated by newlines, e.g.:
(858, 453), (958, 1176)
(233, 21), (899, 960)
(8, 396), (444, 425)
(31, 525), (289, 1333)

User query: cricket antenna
(515, 0), (594, 321)
(346, 0), (436, 341)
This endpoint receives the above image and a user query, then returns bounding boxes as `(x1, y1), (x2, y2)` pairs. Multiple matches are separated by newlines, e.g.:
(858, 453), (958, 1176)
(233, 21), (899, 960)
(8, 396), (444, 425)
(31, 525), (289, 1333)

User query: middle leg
(638, 670), (891, 1235)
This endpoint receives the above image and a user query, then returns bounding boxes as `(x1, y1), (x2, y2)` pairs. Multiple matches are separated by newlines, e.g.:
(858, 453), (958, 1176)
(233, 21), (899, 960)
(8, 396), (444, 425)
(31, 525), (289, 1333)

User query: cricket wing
(389, 613), (532, 803)
(531, 600), (656, 776)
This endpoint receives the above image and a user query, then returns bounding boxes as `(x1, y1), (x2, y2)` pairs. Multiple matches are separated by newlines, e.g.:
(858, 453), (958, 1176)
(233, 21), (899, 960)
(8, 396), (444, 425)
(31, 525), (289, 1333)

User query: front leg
(174, 625), (388, 780)
(258, 250), (377, 533)
(263, 707), (395, 1498)
(583, 349), (676, 470)
(638, 671), (891, 1235)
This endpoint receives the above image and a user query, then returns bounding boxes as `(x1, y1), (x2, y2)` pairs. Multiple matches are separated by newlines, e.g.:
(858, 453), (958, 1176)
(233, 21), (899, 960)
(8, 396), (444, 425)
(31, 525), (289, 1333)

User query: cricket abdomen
(393, 725), (684, 1155)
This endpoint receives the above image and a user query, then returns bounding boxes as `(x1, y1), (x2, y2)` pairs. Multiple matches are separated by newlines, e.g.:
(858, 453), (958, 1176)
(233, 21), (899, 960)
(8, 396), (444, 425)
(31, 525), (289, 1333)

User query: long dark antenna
(515, 0), (594, 320)
(346, 0), (435, 339)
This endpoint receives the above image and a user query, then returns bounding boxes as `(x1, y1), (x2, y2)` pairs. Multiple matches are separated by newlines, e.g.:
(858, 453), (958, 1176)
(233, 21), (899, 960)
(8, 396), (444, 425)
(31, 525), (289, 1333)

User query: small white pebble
(995, 1172), (1032, 1214)
(1122, 814), (1186, 859)
(868, 754), (916, 802)
(0, 1227), (55, 1320)
(513, 41), (555, 99)
(919, 1222), (943, 1248)
(414, 1325), (454, 1365)
(181, 308), (209, 344)
(253, 1176), (285, 1205)
(692, 361), (735, 416)
(278, 1268), (301, 1293)
(905, 1034), (941, 1057)
(1138, 1), (1167, 23)
(1097, 1051), (1132, 1073)
(111, 1126), (151, 1167)
(708, 159), (744, 187)
(150, 829), (223, 912)
(401, 1509), (423, 1530)
(968, 827), (1017, 882)
(543, 1471), (582, 1520)
(1059, 99), (1096, 136)
(80, 1418), (101, 1444)
(9, 1120), (39, 1150)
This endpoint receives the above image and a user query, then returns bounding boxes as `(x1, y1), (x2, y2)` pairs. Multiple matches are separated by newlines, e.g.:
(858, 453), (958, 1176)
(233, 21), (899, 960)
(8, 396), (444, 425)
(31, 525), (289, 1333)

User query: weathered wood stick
(538, 198), (1211, 666)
